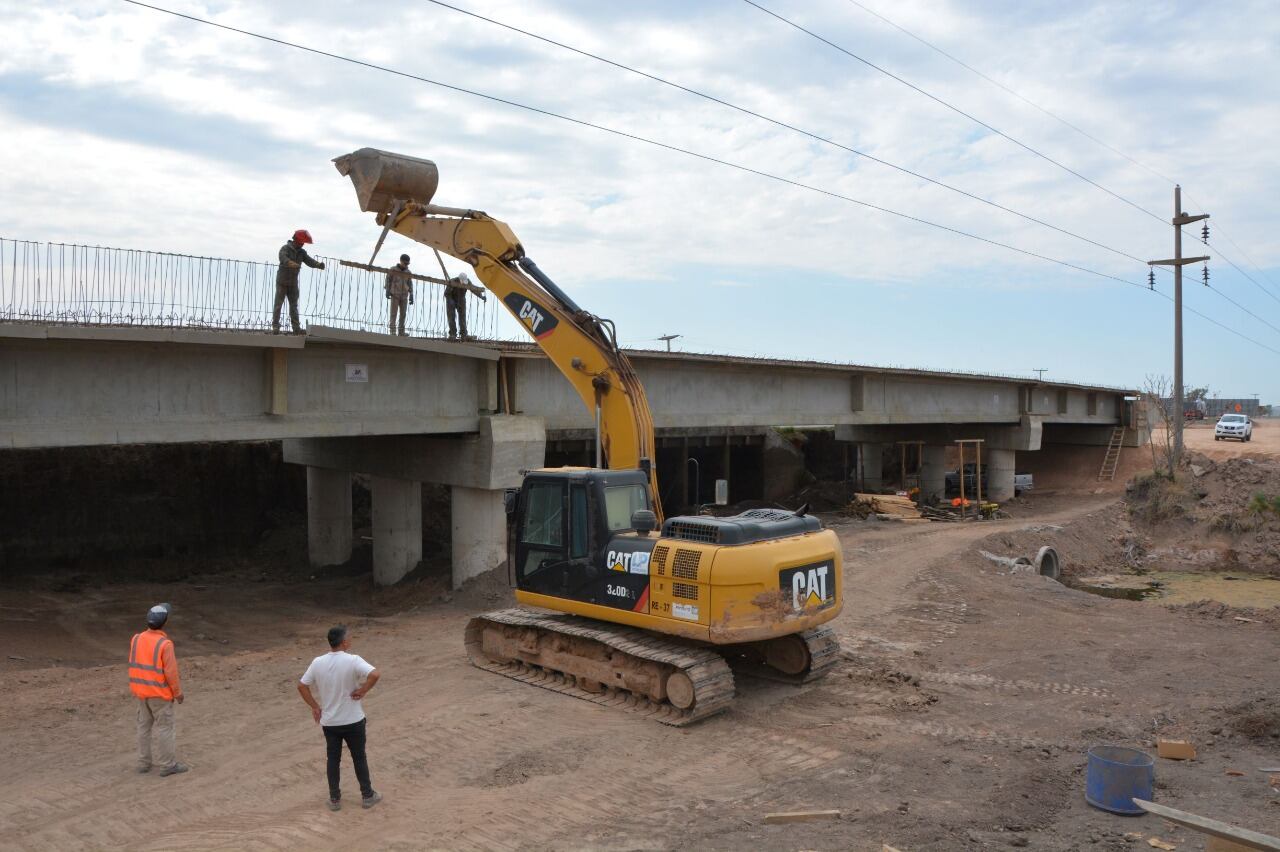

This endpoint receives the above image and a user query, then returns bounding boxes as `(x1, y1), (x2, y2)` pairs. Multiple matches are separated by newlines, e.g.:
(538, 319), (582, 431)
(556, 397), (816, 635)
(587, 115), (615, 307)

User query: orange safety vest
(128, 630), (174, 701)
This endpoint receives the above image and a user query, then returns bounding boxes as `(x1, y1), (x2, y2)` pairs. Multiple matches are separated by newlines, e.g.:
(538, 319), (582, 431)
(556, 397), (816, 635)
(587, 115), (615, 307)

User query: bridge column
(306, 467), (353, 567)
(859, 443), (885, 491)
(987, 448), (1016, 502)
(371, 476), (422, 586)
(919, 446), (947, 501)
(452, 486), (508, 588)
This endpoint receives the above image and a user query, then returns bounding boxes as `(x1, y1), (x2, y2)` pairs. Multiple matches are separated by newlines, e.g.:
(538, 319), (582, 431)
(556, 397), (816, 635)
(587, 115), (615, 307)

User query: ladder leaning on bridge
(1097, 427), (1126, 481)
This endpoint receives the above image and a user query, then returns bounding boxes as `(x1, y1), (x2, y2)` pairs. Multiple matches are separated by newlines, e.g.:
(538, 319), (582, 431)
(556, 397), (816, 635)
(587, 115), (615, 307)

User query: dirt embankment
(1127, 453), (1280, 575)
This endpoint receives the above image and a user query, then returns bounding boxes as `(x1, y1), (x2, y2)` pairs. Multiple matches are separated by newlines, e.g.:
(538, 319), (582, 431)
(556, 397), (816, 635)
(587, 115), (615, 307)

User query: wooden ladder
(1098, 427), (1125, 481)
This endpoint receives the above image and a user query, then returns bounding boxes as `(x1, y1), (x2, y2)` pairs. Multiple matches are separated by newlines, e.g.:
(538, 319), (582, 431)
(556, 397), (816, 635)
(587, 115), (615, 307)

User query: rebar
(0, 236), (501, 340)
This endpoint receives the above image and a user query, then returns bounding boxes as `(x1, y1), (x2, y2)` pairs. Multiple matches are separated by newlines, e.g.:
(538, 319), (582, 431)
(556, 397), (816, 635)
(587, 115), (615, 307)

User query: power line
(740, 0), (1169, 227)
(114, 1), (1279, 359)
(118, 0), (1149, 292)
(422, 0), (1150, 267)
(838, 1), (1280, 305)
(842, 0), (1182, 188)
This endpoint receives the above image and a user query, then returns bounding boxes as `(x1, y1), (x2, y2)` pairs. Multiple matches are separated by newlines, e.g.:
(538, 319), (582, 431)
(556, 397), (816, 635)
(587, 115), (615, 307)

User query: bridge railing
(0, 237), (504, 339)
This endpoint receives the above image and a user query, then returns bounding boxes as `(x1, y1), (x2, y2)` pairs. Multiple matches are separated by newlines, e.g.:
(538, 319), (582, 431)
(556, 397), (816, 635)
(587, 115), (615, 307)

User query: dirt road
(1183, 416), (1279, 461)
(2, 468), (1277, 849)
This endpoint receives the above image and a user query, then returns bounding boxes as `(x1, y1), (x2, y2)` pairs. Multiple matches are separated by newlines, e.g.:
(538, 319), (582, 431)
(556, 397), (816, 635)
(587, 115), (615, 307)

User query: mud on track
(2, 490), (1278, 850)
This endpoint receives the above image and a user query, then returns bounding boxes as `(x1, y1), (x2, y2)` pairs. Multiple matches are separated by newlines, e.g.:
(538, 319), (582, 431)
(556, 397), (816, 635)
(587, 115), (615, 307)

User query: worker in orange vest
(128, 603), (188, 776)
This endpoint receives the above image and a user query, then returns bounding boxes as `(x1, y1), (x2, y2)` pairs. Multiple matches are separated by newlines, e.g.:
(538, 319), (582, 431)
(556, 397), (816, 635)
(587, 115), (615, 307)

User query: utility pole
(1032, 368), (1048, 381)
(657, 333), (682, 352)
(1149, 185), (1208, 469)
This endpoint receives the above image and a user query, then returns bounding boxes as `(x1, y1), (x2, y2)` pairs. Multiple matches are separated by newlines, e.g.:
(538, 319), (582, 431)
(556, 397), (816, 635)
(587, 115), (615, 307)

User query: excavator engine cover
(333, 147), (439, 213)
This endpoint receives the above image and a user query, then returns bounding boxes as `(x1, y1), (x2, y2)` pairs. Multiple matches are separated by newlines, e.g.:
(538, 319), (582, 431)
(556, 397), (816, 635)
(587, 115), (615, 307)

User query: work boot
(158, 763), (189, 777)
(327, 798), (341, 812)
(361, 791), (383, 809)
(448, 332), (457, 341)
(271, 326), (281, 335)
(137, 764), (151, 774)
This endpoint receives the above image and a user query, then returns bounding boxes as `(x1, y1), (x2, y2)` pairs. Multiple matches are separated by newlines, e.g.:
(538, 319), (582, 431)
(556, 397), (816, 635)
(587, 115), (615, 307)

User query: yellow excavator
(334, 149), (843, 724)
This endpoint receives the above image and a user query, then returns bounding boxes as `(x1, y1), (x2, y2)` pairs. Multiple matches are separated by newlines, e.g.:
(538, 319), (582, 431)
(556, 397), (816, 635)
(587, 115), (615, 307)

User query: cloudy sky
(3, 0), (1278, 400)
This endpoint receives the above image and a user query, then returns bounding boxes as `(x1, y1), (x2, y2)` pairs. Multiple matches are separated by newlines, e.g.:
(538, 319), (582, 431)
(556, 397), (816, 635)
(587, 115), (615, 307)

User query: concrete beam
(283, 415), (546, 489)
(836, 416), (1044, 452)
(371, 476), (421, 586)
(1043, 423), (1148, 448)
(307, 467), (352, 568)
(451, 486), (508, 588)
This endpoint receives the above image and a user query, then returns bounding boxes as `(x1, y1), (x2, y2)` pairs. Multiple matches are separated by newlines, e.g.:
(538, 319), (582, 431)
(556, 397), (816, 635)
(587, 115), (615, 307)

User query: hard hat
(399, 254), (410, 263)
(455, 272), (471, 285)
(292, 229), (314, 245)
(146, 603), (171, 628)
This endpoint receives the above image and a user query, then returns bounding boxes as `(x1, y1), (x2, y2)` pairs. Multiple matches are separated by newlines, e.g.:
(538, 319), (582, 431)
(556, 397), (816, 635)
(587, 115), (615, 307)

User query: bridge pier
(283, 416), (545, 588)
(919, 445), (947, 501)
(859, 443), (885, 491)
(986, 448), (1017, 502)
(306, 467), (353, 568)
(371, 476), (423, 585)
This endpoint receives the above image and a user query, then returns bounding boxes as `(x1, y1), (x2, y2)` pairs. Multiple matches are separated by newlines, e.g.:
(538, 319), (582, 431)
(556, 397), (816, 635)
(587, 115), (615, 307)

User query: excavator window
(522, 481), (564, 547)
(518, 480), (567, 593)
(604, 484), (649, 532)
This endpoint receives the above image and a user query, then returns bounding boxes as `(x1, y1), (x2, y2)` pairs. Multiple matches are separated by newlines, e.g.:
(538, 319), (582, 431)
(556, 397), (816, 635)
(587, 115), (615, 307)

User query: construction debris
(763, 809), (842, 824)
(852, 493), (926, 522)
(1156, 738), (1197, 760)
(1134, 799), (1280, 851)
(1147, 839), (1177, 851)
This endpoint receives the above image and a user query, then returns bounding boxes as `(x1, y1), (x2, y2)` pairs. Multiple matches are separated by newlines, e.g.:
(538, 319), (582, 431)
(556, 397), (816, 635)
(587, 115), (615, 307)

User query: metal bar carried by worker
(338, 260), (487, 300)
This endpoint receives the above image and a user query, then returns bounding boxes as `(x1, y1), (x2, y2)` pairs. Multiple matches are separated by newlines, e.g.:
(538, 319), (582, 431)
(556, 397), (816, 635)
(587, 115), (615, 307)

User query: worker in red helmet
(274, 229), (326, 334)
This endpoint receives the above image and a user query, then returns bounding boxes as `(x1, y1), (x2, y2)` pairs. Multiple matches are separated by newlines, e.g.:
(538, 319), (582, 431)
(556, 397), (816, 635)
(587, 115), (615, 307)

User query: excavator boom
(334, 148), (661, 517)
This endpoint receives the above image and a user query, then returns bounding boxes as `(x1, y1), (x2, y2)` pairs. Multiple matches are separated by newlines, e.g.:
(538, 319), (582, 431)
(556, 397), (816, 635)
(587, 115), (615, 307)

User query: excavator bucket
(332, 148), (439, 214)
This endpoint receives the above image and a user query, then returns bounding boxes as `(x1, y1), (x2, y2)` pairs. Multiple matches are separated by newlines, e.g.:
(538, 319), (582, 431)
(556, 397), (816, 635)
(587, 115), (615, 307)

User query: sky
(2, 0), (1278, 401)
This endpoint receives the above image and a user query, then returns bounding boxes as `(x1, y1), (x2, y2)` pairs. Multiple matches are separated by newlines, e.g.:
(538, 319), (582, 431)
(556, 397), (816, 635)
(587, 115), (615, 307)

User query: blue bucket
(1085, 746), (1154, 815)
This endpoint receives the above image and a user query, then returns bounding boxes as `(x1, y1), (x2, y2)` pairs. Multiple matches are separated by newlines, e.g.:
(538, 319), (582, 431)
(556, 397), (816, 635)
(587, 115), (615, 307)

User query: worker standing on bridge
(298, 625), (383, 811)
(446, 272), (471, 340)
(385, 253), (413, 336)
(129, 603), (188, 777)
(274, 229), (325, 334)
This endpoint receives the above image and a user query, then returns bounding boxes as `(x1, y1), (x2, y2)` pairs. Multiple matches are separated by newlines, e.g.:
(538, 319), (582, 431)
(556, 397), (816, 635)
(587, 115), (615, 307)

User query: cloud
(2, 0), (1278, 396)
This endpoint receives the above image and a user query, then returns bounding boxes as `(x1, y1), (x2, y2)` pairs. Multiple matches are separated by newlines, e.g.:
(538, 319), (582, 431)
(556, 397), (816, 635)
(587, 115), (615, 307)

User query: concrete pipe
(1034, 546), (1062, 580)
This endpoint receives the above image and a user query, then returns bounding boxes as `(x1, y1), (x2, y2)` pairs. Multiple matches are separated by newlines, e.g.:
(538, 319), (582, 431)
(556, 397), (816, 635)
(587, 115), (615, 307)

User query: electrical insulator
(1148, 269), (1155, 290)
(1201, 223), (1210, 243)
(1202, 264), (1210, 286)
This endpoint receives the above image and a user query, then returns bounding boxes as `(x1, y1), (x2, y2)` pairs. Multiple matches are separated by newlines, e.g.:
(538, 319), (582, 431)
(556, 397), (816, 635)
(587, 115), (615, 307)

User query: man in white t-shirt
(298, 625), (383, 811)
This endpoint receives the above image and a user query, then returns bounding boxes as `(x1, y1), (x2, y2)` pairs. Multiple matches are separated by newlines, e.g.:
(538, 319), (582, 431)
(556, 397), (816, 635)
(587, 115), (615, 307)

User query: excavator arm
(334, 148), (662, 518)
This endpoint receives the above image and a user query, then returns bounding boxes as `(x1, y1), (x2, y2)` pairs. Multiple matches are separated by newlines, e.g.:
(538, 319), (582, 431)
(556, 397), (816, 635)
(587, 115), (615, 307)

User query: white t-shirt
(300, 651), (376, 727)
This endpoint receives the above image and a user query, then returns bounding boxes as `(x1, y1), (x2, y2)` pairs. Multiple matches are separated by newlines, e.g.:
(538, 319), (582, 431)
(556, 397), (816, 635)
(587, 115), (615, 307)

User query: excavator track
(465, 609), (735, 726)
(726, 626), (842, 685)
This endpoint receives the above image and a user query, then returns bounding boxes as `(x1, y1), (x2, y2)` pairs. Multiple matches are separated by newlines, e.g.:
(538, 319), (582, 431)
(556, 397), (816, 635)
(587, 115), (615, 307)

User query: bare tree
(1143, 374), (1175, 478)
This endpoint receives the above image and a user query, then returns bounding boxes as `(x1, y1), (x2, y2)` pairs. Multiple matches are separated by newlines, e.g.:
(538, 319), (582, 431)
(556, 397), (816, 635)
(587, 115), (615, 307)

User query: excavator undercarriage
(465, 610), (839, 725)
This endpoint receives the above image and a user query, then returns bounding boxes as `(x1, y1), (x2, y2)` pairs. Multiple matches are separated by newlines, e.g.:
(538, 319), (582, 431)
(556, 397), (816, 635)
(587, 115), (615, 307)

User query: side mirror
(631, 509), (657, 536)
(503, 489), (518, 515)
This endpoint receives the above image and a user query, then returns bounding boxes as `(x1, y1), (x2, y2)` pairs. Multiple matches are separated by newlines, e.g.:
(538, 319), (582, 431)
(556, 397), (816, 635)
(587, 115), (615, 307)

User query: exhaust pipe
(333, 148), (440, 214)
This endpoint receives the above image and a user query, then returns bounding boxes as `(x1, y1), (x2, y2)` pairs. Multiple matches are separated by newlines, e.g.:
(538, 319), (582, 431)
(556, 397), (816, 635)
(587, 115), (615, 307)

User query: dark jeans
(323, 718), (373, 800)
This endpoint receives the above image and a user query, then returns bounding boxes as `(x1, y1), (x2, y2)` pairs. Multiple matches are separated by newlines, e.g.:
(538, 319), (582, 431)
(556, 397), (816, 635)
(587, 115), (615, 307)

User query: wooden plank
(763, 810), (841, 824)
(338, 259), (487, 299)
(1132, 800), (1280, 851)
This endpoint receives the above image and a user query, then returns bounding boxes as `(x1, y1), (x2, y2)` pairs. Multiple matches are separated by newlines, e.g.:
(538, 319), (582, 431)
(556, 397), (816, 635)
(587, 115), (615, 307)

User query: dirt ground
(2, 434), (1278, 851)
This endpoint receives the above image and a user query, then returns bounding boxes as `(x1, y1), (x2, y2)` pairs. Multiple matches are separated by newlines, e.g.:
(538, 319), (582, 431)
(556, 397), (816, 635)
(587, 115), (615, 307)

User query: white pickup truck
(1214, 413), (1253, 442)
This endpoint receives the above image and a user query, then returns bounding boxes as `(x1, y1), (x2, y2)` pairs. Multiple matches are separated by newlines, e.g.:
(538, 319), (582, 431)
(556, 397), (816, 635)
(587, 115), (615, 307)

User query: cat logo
(503, 293), (559, 340)
(605, 550), (650, 575)
(782, 562), (833, 611)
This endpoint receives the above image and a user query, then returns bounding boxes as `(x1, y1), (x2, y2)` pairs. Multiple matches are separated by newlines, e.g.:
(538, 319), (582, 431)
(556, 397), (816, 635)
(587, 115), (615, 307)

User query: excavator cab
(510, 468), (656, 612)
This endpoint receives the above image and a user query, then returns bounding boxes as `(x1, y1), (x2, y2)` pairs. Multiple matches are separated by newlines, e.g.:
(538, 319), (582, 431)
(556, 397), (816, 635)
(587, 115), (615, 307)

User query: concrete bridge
(1, 322), (1140, 585)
